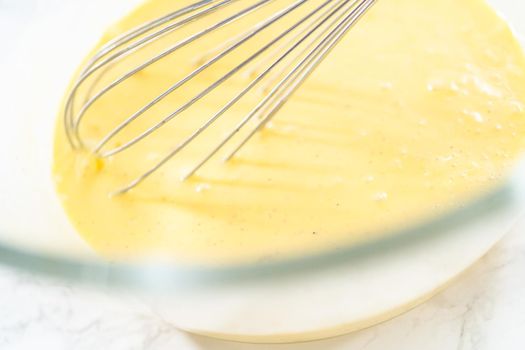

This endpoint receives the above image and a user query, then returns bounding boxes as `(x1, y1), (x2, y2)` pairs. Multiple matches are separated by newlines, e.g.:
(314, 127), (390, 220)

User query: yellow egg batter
(53, 0), (525, 265)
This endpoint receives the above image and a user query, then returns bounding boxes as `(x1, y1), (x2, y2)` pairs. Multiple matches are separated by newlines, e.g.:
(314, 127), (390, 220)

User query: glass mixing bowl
(1, 0), (524, 291)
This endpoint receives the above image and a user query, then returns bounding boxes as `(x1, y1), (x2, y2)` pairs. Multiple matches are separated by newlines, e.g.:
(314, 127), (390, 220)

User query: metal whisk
(64, 0), (378, 194)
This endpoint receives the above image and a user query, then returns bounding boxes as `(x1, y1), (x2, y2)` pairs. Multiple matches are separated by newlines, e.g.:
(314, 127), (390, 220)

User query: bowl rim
(0, 177), (520, 291)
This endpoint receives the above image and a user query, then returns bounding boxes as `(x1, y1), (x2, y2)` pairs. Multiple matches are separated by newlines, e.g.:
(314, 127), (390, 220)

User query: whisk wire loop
(63, 0), (378, 194)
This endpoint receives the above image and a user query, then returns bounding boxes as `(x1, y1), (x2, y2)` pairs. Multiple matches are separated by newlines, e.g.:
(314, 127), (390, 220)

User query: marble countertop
(1, 222), (524, 350)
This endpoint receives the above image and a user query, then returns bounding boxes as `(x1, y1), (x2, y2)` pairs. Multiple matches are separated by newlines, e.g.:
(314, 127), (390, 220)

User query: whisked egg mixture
(54, 0), (525, 264)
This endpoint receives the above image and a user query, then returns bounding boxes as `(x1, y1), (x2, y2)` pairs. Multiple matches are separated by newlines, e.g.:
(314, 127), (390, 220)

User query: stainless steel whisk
(63, 0), (378, 194)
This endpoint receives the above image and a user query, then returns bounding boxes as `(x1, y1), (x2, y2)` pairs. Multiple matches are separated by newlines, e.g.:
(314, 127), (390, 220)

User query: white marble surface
(0, 220), (524, 350)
